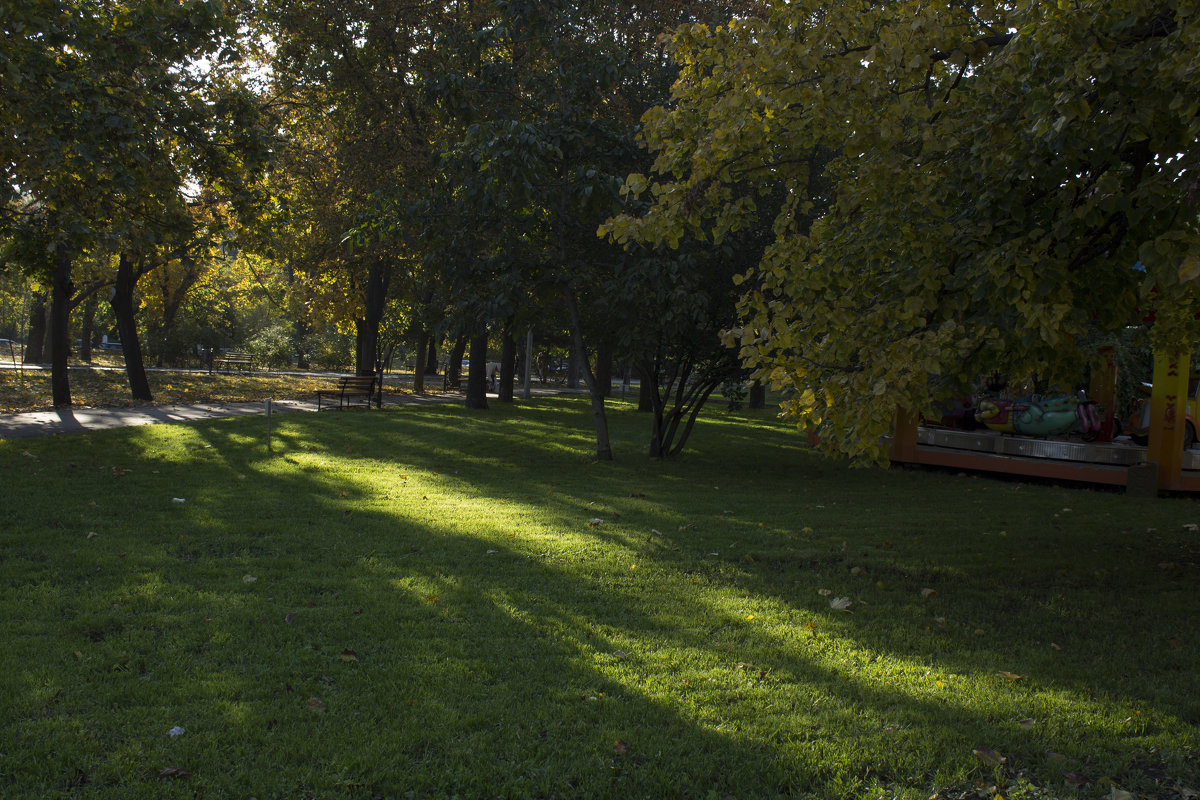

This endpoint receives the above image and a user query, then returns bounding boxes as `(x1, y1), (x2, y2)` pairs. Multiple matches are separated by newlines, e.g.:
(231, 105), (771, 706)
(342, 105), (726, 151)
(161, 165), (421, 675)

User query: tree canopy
(605, 0), (1200, 461)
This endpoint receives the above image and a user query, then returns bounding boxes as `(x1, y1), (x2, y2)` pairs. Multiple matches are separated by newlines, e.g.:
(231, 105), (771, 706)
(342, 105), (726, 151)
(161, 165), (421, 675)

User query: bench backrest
(340, 375), (376, 390)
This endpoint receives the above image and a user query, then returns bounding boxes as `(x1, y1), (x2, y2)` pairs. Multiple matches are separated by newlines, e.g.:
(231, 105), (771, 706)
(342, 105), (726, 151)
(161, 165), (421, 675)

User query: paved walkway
(0, 388), (586, 441)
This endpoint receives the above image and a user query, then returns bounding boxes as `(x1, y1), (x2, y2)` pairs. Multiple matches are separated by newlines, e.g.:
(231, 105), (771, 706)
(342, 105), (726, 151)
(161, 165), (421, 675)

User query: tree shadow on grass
(3, 398), (1198, 798)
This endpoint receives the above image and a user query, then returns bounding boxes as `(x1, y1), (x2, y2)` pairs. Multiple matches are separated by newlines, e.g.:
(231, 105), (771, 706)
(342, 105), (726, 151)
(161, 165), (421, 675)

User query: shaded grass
(1, 396), (1198, 799)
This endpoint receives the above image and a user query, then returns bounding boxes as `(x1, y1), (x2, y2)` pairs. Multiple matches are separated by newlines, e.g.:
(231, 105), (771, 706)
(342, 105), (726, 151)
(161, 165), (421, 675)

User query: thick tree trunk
(425, 338), (438, 375)
(24, 294), (47, 364)
(110, 253), (152, 402)
(749, 380), (766, 409)
(413, 327), (429, 393)
(465, 333), (489, 409)
(355, 261), (389, 377)
(499, 326), (516, 402)
(594, 341), (612, 398)
(50, 251), (74, 407)
(446, 336), (467, 389)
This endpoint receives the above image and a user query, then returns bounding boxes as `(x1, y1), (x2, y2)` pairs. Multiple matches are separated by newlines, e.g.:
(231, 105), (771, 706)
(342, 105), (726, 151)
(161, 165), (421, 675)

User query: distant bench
(317, 375), (377, 410)
(212, 351), (254, 372)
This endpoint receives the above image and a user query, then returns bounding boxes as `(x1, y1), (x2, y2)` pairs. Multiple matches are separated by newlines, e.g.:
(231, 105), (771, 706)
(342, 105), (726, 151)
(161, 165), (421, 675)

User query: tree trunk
(465, 333), (489, 409)
(50, 251), (74, 407)
(567, 348), (580, 389)
(749, 380), (766, 409)
(446, 336), (467, 388)
(636, 364), (653, 412)
(563, 287), (612, 460)
(595, 341), (612, 398)
(413, 327), (429, 393)
(79, 296), (97, 364)
(499, 325), (516, 402)
(425, 338), (438, 375)
(355, 260), (389, 377)
(110, 253), (152, 402)
(24, 293), (47, 364)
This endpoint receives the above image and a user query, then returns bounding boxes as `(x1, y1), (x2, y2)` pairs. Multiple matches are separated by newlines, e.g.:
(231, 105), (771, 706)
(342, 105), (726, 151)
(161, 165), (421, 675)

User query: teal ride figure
(975, 394), (1102, 438)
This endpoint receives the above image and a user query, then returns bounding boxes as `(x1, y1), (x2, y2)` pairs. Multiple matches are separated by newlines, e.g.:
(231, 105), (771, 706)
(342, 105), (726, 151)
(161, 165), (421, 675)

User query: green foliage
(610, 1), (1200, 461)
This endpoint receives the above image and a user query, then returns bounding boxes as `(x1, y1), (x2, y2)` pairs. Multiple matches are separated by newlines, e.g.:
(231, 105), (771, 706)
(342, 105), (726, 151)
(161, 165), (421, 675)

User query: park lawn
(1, 396), (1198, 799)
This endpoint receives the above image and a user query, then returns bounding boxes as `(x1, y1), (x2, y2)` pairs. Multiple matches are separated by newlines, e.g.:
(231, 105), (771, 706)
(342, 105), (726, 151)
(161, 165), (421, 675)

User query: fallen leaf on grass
(921, 588), (937, 598)
(242, 574), (257, 584)
(1063, 771), (1092, 785)
(1017, 718), (1036, 730)
(830, 597), (852, 612)
(339, 649), (359, 662)
(997, 671), (1023, 682)
(612, 740), (629, 756)
(588, 518), (602, 527)
(425, 594), (438, 603)
(818, 589), (833, 597)
(305, 697), (327, 713)
(1109, 790), (1134, 800)
(973, 747), (1006, 766)
(284, 612), (297, 626)
(158, 767), (190, 779)
(167, 726), (185, 737)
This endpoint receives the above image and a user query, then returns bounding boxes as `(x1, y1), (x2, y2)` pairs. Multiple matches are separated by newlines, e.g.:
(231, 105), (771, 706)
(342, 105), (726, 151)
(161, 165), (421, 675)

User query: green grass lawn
(2, 397), (1198, 799)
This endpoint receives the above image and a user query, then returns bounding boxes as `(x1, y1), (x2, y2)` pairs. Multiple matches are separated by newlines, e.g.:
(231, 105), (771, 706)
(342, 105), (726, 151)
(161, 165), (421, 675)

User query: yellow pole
(1146, 351), (1190, 490)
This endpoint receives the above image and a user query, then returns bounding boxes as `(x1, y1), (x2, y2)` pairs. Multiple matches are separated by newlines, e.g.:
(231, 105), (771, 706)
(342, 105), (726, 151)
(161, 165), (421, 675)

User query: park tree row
(5, 0), (1196, 461)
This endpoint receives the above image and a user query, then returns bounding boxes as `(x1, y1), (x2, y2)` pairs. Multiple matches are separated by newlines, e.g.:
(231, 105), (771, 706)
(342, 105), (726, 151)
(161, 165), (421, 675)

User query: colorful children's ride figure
(975, 394), (1103, 438)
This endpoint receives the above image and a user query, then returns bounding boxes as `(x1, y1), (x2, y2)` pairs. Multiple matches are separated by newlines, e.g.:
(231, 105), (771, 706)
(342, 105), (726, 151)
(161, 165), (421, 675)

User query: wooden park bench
(212, 351), (254, 372)
(316, 375), (377, 410)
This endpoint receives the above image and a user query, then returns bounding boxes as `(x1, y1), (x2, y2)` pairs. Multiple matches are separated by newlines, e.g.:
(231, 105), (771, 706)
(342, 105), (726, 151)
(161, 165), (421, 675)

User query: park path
(0, 393), (464, 441)
(0, 386), (590, 441)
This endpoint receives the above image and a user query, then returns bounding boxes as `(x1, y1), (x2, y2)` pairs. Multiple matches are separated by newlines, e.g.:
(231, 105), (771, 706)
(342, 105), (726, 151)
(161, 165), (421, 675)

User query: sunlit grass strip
(1, 396), (1198, 799)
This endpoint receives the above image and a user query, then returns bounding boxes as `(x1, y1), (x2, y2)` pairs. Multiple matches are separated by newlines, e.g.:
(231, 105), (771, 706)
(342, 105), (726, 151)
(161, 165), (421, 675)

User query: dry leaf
(158, 767), (190, 779)
(305, 697), (327, 713)
(612, 740), (629, 756)
(242, 574), (257, 584)
(830, 597), (852, 612)
(1017, 718), (1036, 730)
(973, 747), (1006, 766)
(997, 671), (1023, 682)
(850, 566), (864, 576)
(425, 594), (438, 603)
(818, 588), (833, 597)
(284, 612), (297, 626)
(921, 588), (937, 598)
(588, 518), (602, 527)
(1110, 790), (1134, 800)
(340, 649), (359, 662)
(1063, 771), (1092, 785)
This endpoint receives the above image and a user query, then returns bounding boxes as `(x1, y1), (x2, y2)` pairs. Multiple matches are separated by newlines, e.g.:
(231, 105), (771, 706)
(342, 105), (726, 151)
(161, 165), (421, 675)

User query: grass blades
(1, 397), (1198, 799)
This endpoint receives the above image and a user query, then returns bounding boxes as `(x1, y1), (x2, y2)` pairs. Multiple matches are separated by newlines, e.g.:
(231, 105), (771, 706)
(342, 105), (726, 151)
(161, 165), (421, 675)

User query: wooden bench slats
(213, 352), (254, 371)
(316, 375), (377, 410)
